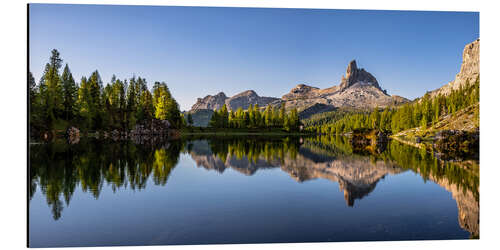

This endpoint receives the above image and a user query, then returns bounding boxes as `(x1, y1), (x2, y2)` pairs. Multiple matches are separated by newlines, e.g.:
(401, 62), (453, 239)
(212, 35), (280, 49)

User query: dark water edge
(28, 135), (479, 247)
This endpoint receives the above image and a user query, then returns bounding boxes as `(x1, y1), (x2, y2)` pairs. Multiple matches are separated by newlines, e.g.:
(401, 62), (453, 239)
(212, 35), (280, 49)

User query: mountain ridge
(190, 59), (409, 114)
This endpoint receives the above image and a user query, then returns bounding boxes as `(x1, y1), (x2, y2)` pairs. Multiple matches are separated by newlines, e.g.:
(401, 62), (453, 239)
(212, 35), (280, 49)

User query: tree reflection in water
(29, 135), (478, 237)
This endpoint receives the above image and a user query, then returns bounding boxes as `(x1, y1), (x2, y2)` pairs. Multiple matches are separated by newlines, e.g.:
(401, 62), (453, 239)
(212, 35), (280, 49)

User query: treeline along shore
(30, 45), (479, 161)
(29, 49), (310, 142)
(29, 49), (186, 141)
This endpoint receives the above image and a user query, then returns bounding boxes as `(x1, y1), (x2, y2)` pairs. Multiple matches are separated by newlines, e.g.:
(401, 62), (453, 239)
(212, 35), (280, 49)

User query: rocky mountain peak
(233, 90), (258, 98)
(190, 89), (279, 112)
(191, 92), (228, 111)
(346, 60), (358, 77)
(292, 84), (319, 93)
(429, 39), (479, 97)
(340, 60), (381, 91)
(215, 92), (226, 97)
(454, 39), (479, 88)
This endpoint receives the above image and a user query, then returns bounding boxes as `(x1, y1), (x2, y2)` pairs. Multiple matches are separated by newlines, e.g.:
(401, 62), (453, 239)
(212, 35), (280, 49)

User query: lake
(28, 135), (479, 247)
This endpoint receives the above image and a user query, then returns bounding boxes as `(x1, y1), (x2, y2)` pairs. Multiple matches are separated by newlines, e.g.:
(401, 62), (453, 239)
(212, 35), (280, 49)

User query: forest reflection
(29, 135), (479, 237)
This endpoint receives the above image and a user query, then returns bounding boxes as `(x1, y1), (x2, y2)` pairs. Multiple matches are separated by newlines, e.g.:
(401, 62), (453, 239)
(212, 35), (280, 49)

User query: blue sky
(29, 4), (479, 111)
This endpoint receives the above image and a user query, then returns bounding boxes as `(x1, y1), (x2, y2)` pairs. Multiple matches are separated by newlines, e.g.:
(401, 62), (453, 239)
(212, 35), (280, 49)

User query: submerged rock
(66, 127), (80, 144)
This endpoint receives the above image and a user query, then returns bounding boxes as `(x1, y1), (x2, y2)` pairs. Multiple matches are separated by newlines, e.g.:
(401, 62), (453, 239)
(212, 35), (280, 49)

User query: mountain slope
(429, 39), (479, 97)
(279, 60), (409, 111)
(190, 90), (279, 112)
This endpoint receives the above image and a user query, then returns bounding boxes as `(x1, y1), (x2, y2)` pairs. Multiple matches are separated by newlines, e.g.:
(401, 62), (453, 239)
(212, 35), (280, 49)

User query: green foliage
(208, 104), (302, 132)
(61, 64), (78, 121)
(153, 82), (182, 128)
(301, 108), (363, 127)
(37, 49), (65, 130)
(306, 78), (480, 135)
(29, 49), (183, 135)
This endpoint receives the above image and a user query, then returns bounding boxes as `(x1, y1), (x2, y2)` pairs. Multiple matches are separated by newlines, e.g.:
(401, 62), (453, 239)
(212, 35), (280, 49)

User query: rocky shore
(347, 129), (390, 154)
(38, 119), (175, 145)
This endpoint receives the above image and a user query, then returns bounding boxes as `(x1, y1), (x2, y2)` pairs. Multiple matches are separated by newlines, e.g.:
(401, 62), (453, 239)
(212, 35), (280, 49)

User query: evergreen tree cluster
(306, 78), (479, 135)
(29, 49), (183, 134)
(301, 109), (364, 128)
(208, 103), (301, 132)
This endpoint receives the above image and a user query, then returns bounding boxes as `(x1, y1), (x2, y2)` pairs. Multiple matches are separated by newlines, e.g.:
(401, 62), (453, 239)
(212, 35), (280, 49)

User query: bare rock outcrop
(430, 39), (480, 97)
(189, 59), (409, 120)
(225, 90), (279, 110)
(190, 90), (279, 112)
(339, 60), (381, 91)
(190, 92), (227, 110)
(280, 60), (409, 111)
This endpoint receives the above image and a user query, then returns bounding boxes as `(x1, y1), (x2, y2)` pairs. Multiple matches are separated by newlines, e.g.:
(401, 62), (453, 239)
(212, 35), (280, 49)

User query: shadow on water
(29, 134), (479, 238)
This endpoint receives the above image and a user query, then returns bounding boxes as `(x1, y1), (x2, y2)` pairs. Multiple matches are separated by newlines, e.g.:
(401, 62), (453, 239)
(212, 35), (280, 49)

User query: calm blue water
(28, 136), (478, 247)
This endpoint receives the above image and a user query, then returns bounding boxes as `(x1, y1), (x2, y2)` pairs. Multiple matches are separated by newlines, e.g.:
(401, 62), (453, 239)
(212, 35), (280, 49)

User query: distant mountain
(280, 60), (409, 112)
(184, 109), (214, 127)
(429, 39), (479, 97)
(190, 90), (279, 111)
(190, 92), (228, 111)
(188, 59), (410, 126)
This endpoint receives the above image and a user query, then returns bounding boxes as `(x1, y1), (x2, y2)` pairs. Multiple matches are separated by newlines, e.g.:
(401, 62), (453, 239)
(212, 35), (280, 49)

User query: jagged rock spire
(340, 60), (381, 91)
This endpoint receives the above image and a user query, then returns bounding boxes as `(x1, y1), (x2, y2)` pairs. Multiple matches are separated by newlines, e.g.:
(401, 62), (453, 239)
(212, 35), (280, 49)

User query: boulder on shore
(128, 119), (172, 145)
(66, 126), (80, 144)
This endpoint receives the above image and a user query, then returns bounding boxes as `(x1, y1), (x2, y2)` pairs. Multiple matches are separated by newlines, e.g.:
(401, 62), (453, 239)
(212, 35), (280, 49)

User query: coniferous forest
(29, 49), (479, 140)
(206, 104), (301, 132)
(304, 78), (479, 135)
(29, 49), (183, 137)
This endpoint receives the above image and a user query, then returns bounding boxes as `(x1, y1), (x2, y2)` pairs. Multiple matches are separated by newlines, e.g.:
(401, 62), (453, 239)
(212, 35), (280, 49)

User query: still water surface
(29, 135), (479, 247)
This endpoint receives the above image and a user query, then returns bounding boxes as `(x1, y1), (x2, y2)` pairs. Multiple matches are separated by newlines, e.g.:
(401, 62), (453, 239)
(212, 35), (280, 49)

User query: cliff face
(225, 90), (280, 111)
(190, 90), (279, 112)
(189, 59), (408, 115)
(190, 92), (227, 110)
(430, 39), (480, 97)
(340, 60), (381, 91)
(280, 60), (408, 111)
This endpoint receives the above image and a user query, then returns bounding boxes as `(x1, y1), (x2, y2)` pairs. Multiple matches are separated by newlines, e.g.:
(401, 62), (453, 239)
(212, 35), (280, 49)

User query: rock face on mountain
(190, 92), (227, 110)
(280, 60), (408, 111)
(190, 90), (279, 111)
(340, 60), (381, 91)
(430, 39), (480, 97)
(225, 90), (279, 110)
(189, 60), (408, 124)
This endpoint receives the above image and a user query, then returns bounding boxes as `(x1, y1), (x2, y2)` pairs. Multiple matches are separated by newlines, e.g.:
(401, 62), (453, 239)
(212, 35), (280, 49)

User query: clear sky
(29, 4), (479, 111)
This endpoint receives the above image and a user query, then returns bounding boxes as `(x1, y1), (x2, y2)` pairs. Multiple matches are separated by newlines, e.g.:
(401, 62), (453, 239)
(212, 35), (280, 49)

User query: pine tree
(220, 104), (229, 128)
(88, 70), (103, 129)
(264, 105), (272, 127)
(42, 49), (64, 129)
(61, 64), (78, 121)
(77, 76), (92, 129)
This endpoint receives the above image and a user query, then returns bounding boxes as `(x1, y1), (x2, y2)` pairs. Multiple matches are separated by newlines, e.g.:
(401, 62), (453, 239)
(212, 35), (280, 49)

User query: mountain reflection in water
(29, 135), (479, 240)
